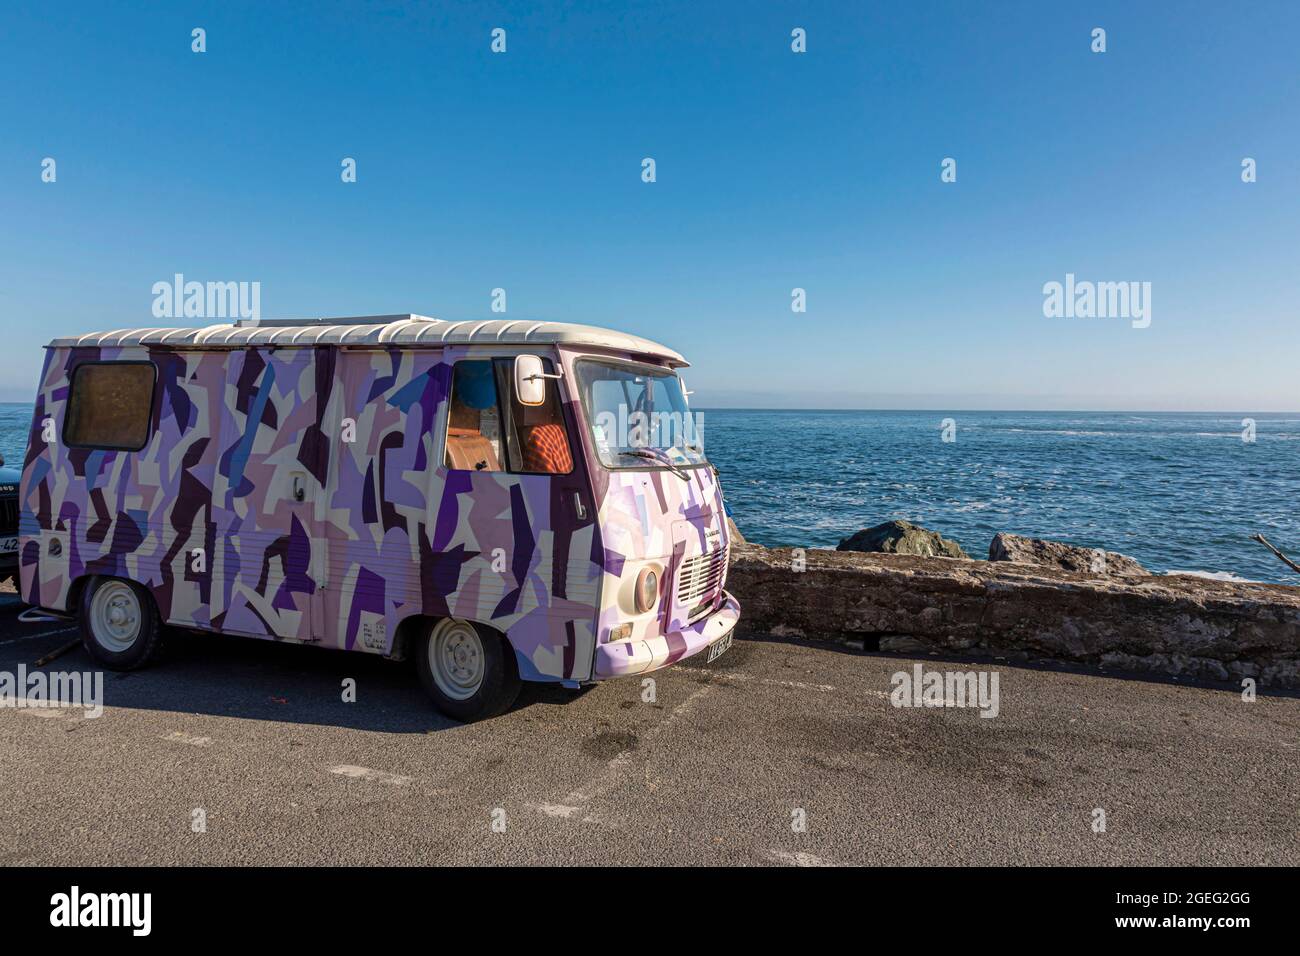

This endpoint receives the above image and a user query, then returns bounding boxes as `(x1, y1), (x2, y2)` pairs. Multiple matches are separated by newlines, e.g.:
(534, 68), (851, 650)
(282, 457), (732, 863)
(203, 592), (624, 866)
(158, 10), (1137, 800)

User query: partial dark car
(0, 454), (18, 588)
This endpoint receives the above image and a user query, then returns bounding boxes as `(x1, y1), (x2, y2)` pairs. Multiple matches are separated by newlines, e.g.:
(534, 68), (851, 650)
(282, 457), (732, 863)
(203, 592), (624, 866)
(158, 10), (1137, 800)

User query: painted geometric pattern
(19, 343), (609, 682)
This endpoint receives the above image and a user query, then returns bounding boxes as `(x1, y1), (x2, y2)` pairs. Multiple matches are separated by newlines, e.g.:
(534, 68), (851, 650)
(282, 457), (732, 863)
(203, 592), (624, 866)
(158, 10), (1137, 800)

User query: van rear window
(64, 362), (155, 450)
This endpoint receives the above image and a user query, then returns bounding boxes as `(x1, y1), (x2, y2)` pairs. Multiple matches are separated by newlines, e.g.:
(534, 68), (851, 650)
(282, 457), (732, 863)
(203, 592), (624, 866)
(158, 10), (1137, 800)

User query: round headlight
(635, 567), (659, 613)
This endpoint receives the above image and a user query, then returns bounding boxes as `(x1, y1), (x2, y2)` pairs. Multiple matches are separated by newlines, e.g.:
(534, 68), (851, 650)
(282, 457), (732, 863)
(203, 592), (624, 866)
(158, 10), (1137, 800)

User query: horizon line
(1, 400), (1298, 416)
(692, 407), (1300, 415)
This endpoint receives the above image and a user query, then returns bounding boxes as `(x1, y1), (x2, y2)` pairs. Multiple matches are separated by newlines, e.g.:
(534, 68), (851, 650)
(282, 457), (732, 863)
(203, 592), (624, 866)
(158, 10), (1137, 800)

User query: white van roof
(46, 314), (688, 366)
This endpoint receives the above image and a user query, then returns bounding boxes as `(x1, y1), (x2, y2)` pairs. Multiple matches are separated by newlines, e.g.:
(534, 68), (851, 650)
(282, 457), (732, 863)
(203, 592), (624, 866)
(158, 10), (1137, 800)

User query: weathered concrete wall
(726, 544), (1300, 688)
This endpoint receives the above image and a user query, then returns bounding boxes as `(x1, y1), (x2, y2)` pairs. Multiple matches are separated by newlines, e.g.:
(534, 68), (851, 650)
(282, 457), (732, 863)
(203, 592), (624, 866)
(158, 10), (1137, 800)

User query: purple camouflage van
(17, 315), (739, 720)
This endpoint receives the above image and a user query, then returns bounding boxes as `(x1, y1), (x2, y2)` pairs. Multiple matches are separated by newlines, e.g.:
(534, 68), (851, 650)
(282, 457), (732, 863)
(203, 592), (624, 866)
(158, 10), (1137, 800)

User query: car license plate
(0, 536), (17, 555)
(706, 631), (732, 663)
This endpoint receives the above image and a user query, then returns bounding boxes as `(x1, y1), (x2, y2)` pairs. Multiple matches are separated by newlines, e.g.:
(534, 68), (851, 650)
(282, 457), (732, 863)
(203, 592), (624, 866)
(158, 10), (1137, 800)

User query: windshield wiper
(618, 449), (690, 482)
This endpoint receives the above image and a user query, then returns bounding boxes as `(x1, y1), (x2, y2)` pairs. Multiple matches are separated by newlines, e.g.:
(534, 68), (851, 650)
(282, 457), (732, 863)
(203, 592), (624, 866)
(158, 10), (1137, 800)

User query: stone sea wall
(724, 541), (1300, 689)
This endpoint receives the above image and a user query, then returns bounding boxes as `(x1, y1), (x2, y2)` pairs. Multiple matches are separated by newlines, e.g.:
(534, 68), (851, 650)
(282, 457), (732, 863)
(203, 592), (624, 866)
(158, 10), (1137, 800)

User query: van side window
(493, 358), (574, 475)
(443, 358), (576, 475)
(445, 360), (505, 472)
(64, 362), (155, 451)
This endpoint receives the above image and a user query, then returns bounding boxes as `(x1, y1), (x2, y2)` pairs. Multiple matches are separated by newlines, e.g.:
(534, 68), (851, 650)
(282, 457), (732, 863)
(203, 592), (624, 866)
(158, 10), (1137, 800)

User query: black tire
(78, 576), (164, 670)
(415, 618), (521, 721)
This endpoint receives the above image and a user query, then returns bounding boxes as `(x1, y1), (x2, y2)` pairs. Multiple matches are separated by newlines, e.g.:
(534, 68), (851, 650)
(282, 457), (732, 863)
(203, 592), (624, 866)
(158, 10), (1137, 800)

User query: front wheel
(79, 576), (163, 669)
(416, 618), (521, 721)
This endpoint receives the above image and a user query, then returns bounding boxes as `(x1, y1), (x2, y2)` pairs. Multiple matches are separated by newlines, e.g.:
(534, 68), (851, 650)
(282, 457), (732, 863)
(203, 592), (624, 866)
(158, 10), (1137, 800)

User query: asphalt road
(0, 583), (1296, 866)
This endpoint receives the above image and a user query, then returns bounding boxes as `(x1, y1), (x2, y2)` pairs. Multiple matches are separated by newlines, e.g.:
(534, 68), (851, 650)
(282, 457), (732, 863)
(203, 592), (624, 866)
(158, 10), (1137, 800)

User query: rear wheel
(416, 618), (521, 721)
(79, 576), (163, 669)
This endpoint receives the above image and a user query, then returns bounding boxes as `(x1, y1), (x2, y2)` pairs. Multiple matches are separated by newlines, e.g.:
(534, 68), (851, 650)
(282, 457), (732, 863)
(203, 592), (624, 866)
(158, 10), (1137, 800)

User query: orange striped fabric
(521, 423), (573, 474)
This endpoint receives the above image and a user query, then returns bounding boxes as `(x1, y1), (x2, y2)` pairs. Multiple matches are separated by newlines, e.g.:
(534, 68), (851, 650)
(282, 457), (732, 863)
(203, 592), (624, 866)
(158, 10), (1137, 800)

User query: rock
(989, 532), (1146, 577)
(725, 545), (1300, 688)
(837, 520), (969, 560)
(726, 516), (747, 547)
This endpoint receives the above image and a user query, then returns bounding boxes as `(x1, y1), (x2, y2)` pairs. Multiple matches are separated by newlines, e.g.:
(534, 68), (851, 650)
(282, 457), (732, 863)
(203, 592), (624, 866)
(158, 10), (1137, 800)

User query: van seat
(445, 427), (500, 472)
(520, 423), (573, 473)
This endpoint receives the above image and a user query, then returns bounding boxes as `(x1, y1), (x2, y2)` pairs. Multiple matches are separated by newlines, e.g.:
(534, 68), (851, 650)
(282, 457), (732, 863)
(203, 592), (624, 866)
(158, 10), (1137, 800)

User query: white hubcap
(428, 619), (485, 701)
(90, 581), (142, 652)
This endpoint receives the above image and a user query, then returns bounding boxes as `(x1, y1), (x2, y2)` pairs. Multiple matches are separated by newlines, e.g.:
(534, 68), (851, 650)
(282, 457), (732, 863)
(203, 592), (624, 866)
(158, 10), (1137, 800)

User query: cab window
(444, 358), (574, 475)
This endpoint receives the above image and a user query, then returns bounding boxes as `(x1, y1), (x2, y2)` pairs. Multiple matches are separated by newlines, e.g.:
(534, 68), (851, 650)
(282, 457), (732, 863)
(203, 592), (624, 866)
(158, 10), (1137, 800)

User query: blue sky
(1, 1), (1296, 409)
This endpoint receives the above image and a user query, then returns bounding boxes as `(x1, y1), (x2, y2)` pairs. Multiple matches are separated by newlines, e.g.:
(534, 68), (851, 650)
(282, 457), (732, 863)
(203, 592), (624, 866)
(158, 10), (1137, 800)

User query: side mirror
(514, 354), (548, 407)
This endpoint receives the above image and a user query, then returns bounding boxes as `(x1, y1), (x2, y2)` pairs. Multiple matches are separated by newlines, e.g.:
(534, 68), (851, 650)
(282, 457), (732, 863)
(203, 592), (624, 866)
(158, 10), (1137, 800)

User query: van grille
(0, 497), (17, 536)
(676, 547), (727, 608)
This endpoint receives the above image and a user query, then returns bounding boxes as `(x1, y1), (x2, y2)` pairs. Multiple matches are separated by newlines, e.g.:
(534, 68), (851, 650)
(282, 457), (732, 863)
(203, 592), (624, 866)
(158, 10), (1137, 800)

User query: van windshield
(575, 360), (707, 470)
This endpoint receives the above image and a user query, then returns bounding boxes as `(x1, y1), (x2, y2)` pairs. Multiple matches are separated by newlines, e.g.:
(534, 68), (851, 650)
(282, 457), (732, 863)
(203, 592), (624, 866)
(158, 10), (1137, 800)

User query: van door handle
(572, 492), (587, 521)
(292, 474), (306, 502)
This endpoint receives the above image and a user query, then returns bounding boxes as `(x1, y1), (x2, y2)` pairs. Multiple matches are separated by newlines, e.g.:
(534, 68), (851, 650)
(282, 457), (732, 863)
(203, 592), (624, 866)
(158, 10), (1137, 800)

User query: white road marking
(162, 731), (212, 747)
(0, 626), (78, 647)
(562, 684), (715, 808)
(526, 802), (607, 826)
(763, 849), (832, 867)
(328, 764), (412, 786)
(17, 707), (70, 720)
(676, 665), (837, 694)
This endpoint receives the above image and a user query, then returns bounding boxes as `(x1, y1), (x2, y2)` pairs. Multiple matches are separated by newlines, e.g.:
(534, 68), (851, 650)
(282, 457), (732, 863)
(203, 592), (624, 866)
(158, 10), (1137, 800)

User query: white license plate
(706, 631), (733, 663)
(0, 537), (16, 555)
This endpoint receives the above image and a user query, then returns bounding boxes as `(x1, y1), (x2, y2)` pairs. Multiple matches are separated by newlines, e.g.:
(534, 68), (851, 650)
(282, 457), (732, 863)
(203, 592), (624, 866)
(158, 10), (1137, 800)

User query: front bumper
(592, 590), (741, 679)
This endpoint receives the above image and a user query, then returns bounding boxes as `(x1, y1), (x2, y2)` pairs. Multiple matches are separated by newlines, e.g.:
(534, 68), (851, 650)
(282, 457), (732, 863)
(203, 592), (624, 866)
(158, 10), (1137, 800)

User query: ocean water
(701, 409), (1300, 584)
(2, 403), (1297, 583)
